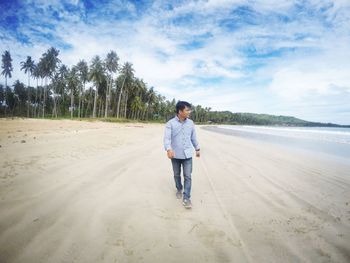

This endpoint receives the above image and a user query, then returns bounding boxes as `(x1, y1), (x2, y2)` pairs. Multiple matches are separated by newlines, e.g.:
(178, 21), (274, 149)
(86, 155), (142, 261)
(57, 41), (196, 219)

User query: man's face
(179, 106), (191, 118)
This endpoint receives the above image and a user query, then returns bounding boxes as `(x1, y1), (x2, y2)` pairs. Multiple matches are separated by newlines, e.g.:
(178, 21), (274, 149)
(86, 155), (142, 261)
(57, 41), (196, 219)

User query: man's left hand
(195, 150), (200, 157)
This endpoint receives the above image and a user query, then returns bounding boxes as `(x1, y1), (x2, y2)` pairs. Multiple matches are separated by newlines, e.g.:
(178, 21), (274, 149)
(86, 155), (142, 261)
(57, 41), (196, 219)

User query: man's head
(176, 100), (192, 119)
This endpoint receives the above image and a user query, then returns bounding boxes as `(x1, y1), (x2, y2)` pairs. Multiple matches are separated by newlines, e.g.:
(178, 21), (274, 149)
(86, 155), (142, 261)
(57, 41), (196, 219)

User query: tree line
(2, 47), (344, 127)
(0, 47), (212, 123)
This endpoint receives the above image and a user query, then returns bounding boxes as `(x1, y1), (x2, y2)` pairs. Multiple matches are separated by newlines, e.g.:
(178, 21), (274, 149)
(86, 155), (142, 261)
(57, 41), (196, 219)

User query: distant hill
(207, 111), (350, 127)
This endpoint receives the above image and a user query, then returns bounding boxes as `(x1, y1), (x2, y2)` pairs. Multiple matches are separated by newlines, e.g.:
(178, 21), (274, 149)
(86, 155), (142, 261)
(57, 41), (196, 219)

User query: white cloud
(1, 0), (350, 124)
(269, 67), (350, 100)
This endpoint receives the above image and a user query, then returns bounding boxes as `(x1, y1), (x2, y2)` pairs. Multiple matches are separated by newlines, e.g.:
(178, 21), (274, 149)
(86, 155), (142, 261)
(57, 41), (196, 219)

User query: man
(163, 101), (200, 209)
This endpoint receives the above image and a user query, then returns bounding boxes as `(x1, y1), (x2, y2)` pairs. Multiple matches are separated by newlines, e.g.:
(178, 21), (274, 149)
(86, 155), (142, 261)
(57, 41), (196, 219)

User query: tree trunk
(104, 77), (110, 118)
(38, 79), (43, 118)
(27, 72), (30, 118)
(70, 86), (74, 119)
(98, 98), (101, 117)
(116, 75), (126, 119)
(78, 83), (82, 118)
(42, 77), (47, 118)
(34, 78), (38, 118)
(61, 84), (65, 117)
(143, 100), (150, 120)
(92, 86), (98, 118)
(86, 90), (92, 118)
(79, 82), (85, 118)
(124, 91), (128, 119)
(81, 99), (84, 118)
(112, 77), (117, 116)
(108, 78), (113, 117)
(52, 82), (57, 118)
(4, 76), (7, 116)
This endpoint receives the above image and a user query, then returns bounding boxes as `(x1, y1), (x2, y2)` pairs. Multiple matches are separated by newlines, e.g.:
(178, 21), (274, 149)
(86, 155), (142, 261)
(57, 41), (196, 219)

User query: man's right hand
(167, 149), (175, 159)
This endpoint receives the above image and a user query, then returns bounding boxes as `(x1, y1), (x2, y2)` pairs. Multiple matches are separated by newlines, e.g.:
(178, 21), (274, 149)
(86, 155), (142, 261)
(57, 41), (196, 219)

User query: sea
(202, 125), (350, 164)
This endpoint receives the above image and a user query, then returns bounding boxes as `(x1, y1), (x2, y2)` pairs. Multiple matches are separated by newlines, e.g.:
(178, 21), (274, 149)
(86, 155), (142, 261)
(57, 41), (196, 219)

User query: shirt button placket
(182, 124), (185, 146)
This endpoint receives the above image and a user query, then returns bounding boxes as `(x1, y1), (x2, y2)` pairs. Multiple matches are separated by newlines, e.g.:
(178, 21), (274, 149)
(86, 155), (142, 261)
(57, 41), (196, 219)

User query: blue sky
(0, 0), (349, 124)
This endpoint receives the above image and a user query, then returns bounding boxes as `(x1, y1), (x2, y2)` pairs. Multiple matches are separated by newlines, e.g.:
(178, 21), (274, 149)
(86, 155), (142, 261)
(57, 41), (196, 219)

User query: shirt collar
(175, 114), (187, 122)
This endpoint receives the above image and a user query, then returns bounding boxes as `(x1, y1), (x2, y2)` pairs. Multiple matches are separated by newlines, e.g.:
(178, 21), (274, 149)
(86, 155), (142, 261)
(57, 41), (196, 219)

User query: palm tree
(1, 50), (13, 116)
(47, 48), (61, 117)
(116, 62), (134, 119)
(89, 56), (104, 118)
(104, 51), (119, 118)
(37, 56), (47, 118)
(0, 47), (210, 122)
(67, 66), (79, 119)
(13, 80), (26, 115)
(131, 96), (142, 120)
(36, 59), (46, 117)
(32, 64), (40, 117)
(39, 47), (61, 118)
(76, 60), (88, 118)
(145, 86), (156, 120)
(20, 56), (35, 118)
(135, 79), (147, 120)
(129, 78), (147, 119)
(57, 65), (68, 116)
(51, 64), (69, 117)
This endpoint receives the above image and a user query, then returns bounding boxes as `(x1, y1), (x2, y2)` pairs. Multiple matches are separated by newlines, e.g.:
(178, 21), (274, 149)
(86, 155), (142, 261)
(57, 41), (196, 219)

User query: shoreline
(201, 125), (350, 165)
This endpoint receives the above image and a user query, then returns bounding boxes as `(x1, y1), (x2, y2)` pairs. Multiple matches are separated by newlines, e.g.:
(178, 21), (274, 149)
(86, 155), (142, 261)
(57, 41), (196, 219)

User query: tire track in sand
(198, 152), (254, 263)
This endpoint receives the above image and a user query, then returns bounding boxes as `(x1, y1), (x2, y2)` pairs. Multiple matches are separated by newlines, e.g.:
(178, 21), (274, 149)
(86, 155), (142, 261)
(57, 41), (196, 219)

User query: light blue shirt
(163, 114), (200, 159)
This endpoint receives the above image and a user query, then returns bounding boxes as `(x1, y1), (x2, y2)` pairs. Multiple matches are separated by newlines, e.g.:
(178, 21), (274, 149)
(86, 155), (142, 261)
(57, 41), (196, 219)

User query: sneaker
(176, 189), (182, 199)
(182, 199), (192, 209)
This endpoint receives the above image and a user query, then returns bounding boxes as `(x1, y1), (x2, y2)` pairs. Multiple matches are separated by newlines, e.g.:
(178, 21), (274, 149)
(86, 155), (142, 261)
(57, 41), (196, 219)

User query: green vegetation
(207, 112), (350, 127)
(0, 47), (212, 123)
(1, 48), (348, 127)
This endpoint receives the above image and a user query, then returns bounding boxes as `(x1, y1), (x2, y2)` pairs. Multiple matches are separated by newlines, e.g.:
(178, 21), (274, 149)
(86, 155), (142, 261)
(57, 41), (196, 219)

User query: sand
(0, 118), (349, 263)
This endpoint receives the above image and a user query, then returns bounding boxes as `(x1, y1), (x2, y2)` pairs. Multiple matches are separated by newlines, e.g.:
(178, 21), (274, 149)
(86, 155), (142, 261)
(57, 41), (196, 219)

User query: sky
(0, 0), (349, 125)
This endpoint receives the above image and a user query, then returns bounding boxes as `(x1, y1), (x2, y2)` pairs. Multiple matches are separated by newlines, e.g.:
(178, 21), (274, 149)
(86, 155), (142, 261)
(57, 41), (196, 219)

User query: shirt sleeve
(191, 123), (200, 150)
(163, 121), (172, 151)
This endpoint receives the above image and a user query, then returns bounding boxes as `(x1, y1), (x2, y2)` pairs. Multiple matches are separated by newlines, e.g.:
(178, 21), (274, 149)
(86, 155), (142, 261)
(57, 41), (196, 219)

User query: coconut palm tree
(67, 66), (79, 119)
(0, 47), (205, 122)
(116, 62), (134, 119)
(36, 59), (46, 117)
(145, 86), (156, 120)
(76, 60), (88, 118)
(37, 56), (48, 118)
(13, 80), (26, 115)
(46, 47), (61, 117)
(131, 96), (142, 120)
(56, 65), (68, 116)
(20, 56), (35, 118)
(51, 64), (69, 117)
(1, 50), (13, 116)
(134, 80), (146, 120)
(129, 78), (148, 119)
(89, 56), (104, 118)
(32, 64), (41, 117)
(104, 51), (119, 118)
(39, 47), (61, 118)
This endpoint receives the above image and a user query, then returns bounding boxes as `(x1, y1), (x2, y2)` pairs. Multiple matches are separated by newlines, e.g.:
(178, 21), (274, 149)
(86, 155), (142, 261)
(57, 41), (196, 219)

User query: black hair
(176, 100), (192, 114)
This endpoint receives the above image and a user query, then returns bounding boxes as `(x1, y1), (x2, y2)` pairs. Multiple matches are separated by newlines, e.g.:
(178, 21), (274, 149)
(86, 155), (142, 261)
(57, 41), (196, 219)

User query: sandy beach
(0, 118), (349, 263)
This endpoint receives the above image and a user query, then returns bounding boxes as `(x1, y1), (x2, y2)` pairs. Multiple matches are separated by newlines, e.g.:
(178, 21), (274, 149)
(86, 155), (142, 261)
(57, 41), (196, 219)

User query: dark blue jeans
(171, 157), (193, 200)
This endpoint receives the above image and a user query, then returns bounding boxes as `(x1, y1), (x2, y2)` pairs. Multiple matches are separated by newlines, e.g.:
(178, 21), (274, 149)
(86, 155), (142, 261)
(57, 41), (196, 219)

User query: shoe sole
(182, 201), (192, 209)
